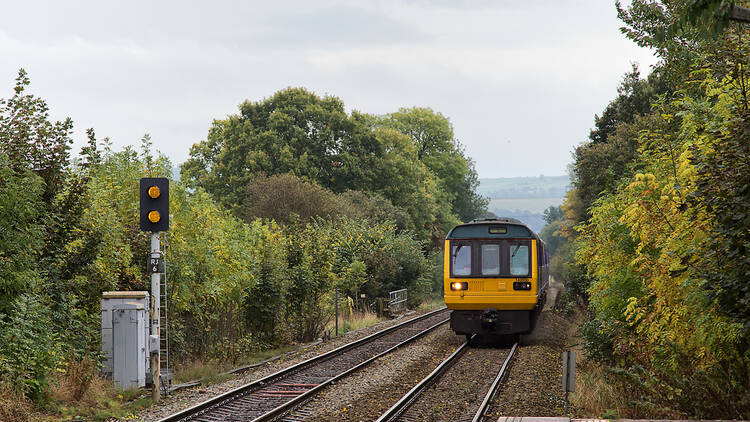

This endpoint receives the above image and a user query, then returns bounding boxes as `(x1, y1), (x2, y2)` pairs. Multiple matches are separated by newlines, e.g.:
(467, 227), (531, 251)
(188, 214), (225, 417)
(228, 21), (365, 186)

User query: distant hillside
(477, 175), (569, 199)
(478, 176), (570, 233)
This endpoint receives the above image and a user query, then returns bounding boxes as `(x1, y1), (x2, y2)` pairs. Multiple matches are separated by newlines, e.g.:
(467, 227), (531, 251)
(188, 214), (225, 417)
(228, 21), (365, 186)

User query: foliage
(542, 205), (564, 224)
(556, 2), (750, 417)
(283, 221), (338, 342)
(181, 88), (472, 247)
(571, 66), (665, 221)
(539, 206), (566, 256)
(0, 155), (44, 315)
(0, 71), (448, 409)
(573, 64), (750, 418)
(376, 107), (488, 222)
(336, 190), (413, 233)
(237, 173), (343, 224)
(0, 69), (73, 204)
(0, 294), (59, 402)
(689, 79), (750, 331)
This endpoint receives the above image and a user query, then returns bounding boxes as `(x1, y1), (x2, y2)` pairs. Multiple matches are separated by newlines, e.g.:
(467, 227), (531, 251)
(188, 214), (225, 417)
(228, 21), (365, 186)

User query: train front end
(443, 218), (549, 338)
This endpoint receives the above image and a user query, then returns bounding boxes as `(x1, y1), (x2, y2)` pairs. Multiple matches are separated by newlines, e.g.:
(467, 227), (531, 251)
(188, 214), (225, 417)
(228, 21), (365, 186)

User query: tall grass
(0, 383), (32, 422)
(328, 308), (384, 336)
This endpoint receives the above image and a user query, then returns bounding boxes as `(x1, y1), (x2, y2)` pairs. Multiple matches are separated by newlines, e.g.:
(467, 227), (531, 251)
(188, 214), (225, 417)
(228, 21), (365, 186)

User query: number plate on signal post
(148, 257), (164, 274)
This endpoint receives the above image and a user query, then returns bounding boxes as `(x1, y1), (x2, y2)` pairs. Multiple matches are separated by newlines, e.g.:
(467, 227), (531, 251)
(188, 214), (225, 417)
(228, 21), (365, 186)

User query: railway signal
(140, 177), (169, 403)
(140, 177), (169, 232)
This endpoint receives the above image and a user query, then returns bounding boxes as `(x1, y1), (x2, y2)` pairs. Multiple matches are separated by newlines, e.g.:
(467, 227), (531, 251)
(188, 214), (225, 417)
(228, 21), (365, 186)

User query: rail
(376, 339), (518, 422)
(471, 341), (518, 421)
(375, 336), (473, 422)
(158, 307), (449, 422)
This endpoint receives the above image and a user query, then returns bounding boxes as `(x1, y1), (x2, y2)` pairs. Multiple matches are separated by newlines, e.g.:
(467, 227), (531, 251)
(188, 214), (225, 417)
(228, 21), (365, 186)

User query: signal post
(140, 177), (169, 402)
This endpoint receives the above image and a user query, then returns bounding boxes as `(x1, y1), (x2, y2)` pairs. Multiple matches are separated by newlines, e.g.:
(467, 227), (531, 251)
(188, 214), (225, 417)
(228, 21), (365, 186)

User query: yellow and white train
(443, 218), (549, 339)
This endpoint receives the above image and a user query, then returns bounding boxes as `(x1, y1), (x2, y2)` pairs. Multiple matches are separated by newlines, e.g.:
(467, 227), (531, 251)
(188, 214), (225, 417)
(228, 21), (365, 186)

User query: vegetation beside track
(540, 1), (750, 418)
(0, 69), (486, 418)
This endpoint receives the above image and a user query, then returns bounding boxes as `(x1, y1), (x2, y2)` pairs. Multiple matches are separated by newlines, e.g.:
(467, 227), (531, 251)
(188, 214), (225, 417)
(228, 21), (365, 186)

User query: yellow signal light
(148, 210), (161, 223)
(148, 185), (161, 199)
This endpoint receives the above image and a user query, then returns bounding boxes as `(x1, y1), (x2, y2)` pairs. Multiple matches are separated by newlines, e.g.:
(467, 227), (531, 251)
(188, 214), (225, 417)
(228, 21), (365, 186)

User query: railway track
(375, 338), (518, 422)
(158, 307), (450, 422)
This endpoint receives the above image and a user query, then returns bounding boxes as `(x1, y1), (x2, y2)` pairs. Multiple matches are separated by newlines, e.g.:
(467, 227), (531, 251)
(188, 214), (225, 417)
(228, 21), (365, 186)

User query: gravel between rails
(300, 325), (465, 422)
(133, 308), (441, 422)
(395, 342), (513, 422)
(485, 308), (577, 418)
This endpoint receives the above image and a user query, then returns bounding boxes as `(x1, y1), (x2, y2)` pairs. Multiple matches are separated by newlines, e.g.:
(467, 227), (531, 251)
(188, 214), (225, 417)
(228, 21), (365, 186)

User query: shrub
(0, 294), (59, 402)
(237, 173), (344, 224)
(337, 190), (413, 232)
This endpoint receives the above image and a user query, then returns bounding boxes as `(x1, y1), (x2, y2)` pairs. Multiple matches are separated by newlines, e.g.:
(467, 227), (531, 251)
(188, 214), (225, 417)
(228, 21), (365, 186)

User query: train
(443, 217), (549, 340)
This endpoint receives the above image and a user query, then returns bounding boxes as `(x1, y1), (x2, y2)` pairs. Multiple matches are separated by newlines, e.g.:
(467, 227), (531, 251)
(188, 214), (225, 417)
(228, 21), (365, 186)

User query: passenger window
(481, 244), (500, 275)
(509, 244), (529, 276)
(452, 244), (472, 276)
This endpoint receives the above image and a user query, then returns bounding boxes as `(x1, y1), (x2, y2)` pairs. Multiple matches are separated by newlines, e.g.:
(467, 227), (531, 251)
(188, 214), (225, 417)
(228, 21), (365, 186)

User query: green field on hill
(477, 175), (569, 199)
(478, 176), (569, 232)
(488, 197), (565, 214)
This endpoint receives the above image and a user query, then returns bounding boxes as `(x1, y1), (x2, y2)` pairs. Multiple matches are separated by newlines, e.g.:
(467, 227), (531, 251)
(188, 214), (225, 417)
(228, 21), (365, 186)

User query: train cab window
(510, 244), (530, 276)
(481, 244), (500, 275)
(452, 244), (472, 276)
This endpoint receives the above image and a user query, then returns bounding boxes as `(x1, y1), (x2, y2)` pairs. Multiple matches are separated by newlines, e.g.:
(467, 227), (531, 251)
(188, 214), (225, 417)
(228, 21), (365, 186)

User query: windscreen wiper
(453, 245), (463, 257)
(511, 244), (521, 258)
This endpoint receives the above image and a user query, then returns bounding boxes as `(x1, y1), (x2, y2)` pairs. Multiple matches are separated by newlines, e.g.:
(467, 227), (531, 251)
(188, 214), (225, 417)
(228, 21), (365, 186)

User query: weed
(0, 383), (32, 422)
(571, 362), (628, 417)
(51, 356), (98, 404)
(418, 297), (444, 311)
(328, 309), (383, 336)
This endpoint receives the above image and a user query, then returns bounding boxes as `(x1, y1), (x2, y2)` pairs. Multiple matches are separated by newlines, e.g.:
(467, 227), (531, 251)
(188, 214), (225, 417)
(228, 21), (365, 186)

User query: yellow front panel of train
(443, 239), (539, 311)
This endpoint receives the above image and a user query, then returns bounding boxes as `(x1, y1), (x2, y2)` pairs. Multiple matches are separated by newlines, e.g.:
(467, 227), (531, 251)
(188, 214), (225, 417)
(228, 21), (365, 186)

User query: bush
(243, 227), (288, 343)
(283, 223), (337, 342)
(0, 294), (59, 402)
(237, 173), (344, 224)
(337, 190), (413, 232)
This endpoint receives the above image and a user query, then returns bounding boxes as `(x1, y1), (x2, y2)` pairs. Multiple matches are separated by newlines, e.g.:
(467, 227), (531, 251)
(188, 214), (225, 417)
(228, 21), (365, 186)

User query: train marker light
(513, 281), (532, 290)
(140, 177), (169, 232)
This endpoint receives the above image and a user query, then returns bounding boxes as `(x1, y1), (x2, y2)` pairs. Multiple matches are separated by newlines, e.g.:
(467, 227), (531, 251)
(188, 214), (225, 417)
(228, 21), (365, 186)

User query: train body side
(443, 219), (549, 337)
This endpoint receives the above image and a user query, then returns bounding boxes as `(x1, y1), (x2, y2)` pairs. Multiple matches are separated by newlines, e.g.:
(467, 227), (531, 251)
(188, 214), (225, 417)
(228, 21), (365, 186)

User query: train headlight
(513, 281), (532, 290)
(450, 282), (468, 291)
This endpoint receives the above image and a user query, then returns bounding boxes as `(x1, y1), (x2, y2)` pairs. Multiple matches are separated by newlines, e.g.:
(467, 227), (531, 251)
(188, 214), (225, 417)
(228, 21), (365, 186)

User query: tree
(0, 69), (73, 204)
(542, 205), (564, 225)
(570, 67), (665, 221)
(181, 87), (364, 209)
(237, 173), (344, 225)
(0, 155), (44, 315)
(182, 89), (464, 245)
(377, 107), (488, 222)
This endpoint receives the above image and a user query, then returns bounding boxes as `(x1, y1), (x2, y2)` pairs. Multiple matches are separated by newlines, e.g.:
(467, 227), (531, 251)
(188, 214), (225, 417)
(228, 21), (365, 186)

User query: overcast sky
(0, 0), (658, 178)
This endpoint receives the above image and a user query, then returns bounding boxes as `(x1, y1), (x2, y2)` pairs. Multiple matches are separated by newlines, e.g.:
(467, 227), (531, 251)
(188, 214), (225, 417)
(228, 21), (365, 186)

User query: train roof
(445, 217), (541, 240)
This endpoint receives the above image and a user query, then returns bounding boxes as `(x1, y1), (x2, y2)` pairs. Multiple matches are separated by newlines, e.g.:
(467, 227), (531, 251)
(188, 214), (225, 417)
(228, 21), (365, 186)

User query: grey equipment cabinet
(101, 291), (150, 389)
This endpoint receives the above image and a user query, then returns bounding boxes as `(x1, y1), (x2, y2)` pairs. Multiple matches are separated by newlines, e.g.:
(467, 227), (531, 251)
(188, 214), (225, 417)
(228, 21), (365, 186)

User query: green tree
(0, 155), (44, 315)
(182, 88), (463, 246)
(0, 69), (73, 204)
(571, 67), (665, 220)
(377, 107), (488, 222)
(181, 88), (365, 208)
